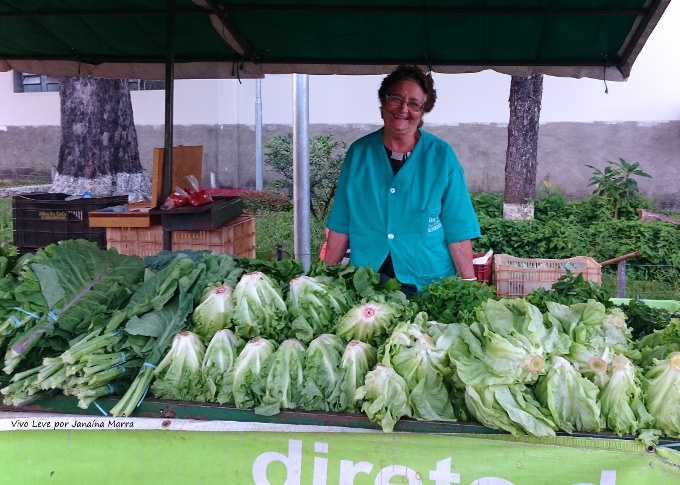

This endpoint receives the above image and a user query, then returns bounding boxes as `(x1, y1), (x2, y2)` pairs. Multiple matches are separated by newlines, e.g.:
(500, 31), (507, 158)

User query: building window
(13, 71), (165, 93)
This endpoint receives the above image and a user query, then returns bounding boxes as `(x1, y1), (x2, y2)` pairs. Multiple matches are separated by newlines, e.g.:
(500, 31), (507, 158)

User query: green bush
(586, 158), (651, 219)
(264, 133), (346, 221)
(473, 191), (680, 284)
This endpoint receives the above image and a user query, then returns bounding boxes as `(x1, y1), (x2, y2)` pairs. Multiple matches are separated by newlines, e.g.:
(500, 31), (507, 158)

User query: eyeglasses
(385, 94), (424, 112)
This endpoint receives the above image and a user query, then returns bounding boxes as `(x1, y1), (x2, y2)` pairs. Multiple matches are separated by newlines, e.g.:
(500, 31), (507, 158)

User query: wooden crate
(88, 201), (161, 228)
(106, 216), (255, 258)
(494, 254), (601, 297)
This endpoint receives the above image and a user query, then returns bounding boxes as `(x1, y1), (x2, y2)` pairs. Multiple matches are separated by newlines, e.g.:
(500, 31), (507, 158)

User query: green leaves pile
(1, 241), (679, 444)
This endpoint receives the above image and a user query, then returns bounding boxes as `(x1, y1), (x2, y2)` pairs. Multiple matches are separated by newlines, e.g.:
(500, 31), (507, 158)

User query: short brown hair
(378, 65), (437, 113)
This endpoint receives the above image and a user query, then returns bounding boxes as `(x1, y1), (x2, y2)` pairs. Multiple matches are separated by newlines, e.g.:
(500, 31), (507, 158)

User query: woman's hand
(448, 240), (475, 279)
(323, 230), (350, 265)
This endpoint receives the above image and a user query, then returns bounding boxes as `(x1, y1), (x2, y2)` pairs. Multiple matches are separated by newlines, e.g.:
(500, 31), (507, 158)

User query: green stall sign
(1, 426), (679, 484)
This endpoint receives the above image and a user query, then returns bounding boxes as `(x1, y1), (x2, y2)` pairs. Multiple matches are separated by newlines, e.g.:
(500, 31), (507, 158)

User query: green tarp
(0, 0), (672, 81)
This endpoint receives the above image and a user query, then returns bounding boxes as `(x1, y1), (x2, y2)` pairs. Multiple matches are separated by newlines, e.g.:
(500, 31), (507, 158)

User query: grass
(254, 211), (327, 261)
(602, 273), (680, 300)
(0, 199), (12, 245)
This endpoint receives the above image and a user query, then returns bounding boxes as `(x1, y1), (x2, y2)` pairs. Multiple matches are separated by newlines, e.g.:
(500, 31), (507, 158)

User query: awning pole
(255, 78), (263, 191)
(162, 0), (175, 251)
(293, 74), (310, 272)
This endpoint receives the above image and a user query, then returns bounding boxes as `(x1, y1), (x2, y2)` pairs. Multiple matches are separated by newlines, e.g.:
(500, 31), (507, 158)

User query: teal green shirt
(327, 128), (481, 291)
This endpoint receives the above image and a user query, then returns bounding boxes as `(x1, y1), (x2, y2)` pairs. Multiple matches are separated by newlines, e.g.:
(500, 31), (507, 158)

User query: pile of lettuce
(3, 242), (680, 442)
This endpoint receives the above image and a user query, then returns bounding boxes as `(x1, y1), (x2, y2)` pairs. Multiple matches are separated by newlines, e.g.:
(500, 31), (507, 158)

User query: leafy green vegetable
(620, 299), (675, 340)
(229, 336), (277, 409)
(338, 340), (376, 412)
(599, 354), (653, 436)
(255, 338), (306, 416)
(534, 356), (601, 434)
(202, 329), (241, 404)
(642, 352), (680, 437)
(355, 364), (411, 432)
(634, 318), (680, 370)
(191, 285), (234, 344)
(110, 258), (205, 417)
(410, 276), (497, 324)
(288, 275), (352, 343)
(232, 271), (288, 340)
(151, 331), (205, 401)
(3, 240), (144, 374)
(525, 272), (612, 313)
(380, 313), (455, 421)
(464, 384), (557, 437)
(300, 333), (345, 411)
(334, 299), (401, 346)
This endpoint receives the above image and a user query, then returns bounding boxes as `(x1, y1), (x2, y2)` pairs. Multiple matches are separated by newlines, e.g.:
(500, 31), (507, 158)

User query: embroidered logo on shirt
(427, 217), (442, 233)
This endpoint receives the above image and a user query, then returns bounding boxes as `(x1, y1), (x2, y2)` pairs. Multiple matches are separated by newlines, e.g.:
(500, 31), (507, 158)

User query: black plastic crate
(13, 193), (128, 252)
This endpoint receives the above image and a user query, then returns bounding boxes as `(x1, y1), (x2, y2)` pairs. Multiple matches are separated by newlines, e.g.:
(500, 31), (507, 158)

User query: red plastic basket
(473, 251), (493, 285)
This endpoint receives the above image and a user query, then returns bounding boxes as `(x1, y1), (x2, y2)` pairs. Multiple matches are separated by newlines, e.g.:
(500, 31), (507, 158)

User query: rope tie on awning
(232, 61), (243, 84)
(601, 54), (610, 94)
(424, 55), (433, 76)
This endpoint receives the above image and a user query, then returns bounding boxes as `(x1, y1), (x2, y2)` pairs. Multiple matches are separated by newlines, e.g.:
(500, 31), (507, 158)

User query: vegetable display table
(2, 398), (680, 485)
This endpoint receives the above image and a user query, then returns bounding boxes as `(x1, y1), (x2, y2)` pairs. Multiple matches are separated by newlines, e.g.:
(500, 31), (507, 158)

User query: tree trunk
(503, 73), (543, 220)
(52, 77), (150, 202)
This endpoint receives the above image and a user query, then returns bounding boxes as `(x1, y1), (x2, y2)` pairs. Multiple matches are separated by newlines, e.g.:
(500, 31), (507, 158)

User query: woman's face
(380, 80), (426, 139)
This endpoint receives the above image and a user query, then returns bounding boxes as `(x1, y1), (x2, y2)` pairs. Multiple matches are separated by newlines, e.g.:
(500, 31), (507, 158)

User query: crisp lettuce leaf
(191, 285), (234, 344)
(338, 340), (376, 412)
(534, 356), (601, 434)
(288, 275), (352, 343)
(465, 384), (557, 437)
(300, 334), (345, 412)
(356, 364), (411, 432)
(228, 336), (277, 410)
(599, 354), (653, 436)
(232, 272), (288, 340)
(151, 331), (205, 401)
(255, 338), (307, 416)
(642, 352), (680, 437)
(202, 329), (241, 404)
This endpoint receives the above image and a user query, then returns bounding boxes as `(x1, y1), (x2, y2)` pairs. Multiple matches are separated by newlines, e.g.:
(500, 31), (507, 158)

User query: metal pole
(616, 260), (627, 298)
(255, 78), (263, 191)
(293, 74), (310, 272)
(162, 0), (176, 251)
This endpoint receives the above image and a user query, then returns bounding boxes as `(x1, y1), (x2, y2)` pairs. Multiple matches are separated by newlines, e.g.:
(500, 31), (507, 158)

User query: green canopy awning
(0, 0), (671, 81)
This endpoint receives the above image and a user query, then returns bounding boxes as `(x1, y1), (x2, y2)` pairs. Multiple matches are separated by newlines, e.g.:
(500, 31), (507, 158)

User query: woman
(324, 65), (480, 293)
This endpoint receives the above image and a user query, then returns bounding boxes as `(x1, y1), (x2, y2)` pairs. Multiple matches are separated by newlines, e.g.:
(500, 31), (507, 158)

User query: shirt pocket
(420, 206), (444, 249)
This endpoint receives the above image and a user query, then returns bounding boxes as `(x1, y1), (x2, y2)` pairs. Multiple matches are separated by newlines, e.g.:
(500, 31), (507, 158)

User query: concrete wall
(3, 120), (676, 208)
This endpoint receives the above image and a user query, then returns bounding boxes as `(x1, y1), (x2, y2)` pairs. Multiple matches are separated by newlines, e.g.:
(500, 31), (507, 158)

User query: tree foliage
(264, 134), (346, 220)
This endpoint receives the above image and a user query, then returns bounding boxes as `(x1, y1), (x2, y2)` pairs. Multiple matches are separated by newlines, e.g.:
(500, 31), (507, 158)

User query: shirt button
(388, 233), (394, 239)
(390, 188), (396, 194)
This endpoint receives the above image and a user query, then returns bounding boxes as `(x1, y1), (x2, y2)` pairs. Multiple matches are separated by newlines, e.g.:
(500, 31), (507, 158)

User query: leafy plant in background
(470, 192), (503, 219)
(586, 158), (651, 219)
(533, 181), (568, 222)
(264, 133), (347, 220)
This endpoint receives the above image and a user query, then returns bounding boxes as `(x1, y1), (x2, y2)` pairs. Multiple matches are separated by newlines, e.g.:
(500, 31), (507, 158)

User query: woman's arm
(323, 230), (350, 265)
(448, 239), (475, 279)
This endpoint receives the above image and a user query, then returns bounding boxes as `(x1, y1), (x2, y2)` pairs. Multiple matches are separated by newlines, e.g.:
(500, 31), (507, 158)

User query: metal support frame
(293, 74), (310, 273)
(162, 0), (176, 251)
(255, 78), (263, 192)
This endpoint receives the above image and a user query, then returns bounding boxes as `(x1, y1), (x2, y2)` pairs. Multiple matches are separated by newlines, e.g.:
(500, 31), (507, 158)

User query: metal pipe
(255, 78), (263, 191)
(617, 260), (627, 298)
(162, 0), (176, 251)
(293, 74), (310, 273)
